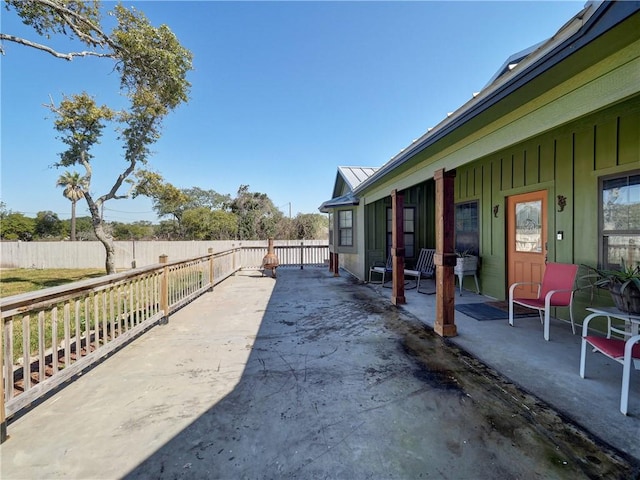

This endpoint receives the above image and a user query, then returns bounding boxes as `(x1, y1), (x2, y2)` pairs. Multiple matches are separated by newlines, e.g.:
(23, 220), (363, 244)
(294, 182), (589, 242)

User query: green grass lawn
(0, 268), (105, 297)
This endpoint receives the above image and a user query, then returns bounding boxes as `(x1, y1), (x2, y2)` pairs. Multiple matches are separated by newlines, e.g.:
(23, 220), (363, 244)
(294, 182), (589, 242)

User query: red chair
(580, 308), (640, 415)
(508, 263), (579, 341)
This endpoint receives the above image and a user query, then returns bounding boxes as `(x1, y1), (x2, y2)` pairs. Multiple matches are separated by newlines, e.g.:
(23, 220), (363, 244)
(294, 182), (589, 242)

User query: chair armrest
(543, 288), (574, 308)
(508, 282), (541, 299)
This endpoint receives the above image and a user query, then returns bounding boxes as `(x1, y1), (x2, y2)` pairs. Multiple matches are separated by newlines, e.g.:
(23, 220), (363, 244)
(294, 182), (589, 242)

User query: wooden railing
(0, 243), (328, 442)
(240, 242), (329, 270)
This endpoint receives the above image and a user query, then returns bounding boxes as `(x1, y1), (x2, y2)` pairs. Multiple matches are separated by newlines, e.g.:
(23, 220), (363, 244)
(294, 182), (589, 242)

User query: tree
(68, 216), (96, 240)
(293, 213), (328, 240)
(229, 185), (283, 240)
(56, 170), (87, 241)
(0, 211), (35, 241)
(7, 3), (195, 273)
(182, 187), (231, 211)
(2, 0), (111, 60)
(135, 171), (231, 221)
(181, 208), (238, 240)
(111, 221), (154, 240)
(134, 170), (190, 227)
(34, 210), (63, 238)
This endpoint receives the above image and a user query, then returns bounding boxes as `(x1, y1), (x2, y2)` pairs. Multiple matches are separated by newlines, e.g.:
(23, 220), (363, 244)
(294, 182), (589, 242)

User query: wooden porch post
(434, 169), (457, 337)
(391, 189), (406, 305)
(332, 253), (340, 277)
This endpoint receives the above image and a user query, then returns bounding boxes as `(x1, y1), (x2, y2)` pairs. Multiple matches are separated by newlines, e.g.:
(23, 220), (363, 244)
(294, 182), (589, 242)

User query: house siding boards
(363, 181), (437, 276)
(453, 96), (640, 306)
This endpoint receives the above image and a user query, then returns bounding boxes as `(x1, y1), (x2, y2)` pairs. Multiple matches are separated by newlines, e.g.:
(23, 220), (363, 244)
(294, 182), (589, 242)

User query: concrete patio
(1, 268), (638, 479)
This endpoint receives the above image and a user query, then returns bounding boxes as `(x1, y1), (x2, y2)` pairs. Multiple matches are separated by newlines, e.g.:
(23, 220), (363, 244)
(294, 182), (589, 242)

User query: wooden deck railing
(0, 243), (329, 442)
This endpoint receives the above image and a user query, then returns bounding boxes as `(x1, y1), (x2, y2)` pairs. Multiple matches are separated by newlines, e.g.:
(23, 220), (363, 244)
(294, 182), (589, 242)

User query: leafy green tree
(111, 221), (155, 240)
(56, 170), (87, 241)
(7, 3), (195, 274)
(183, 187), (231, 211)
(154, 219), (181, 240)
(0, 211), (35, 241)
(34, 210), (63, 238)
(293, 213), (328, 240)
(135, 172), (232, 234)
(70, 216), (97, 241)
(181, 208), (238, 240)
(134, 170), (190, 227)
(229, 185), (283, 240)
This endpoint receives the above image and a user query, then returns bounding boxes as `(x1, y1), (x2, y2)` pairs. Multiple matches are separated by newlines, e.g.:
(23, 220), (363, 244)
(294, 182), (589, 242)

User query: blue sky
(1, 1), (584, 223)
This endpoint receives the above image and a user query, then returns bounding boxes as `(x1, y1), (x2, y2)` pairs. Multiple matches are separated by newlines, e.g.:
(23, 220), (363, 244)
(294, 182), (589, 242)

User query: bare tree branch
(0, 33), (113, 60)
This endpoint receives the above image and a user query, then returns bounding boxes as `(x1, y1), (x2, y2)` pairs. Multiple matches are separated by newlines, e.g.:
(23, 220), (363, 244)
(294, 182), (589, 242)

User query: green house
(320, 1), (640, 333)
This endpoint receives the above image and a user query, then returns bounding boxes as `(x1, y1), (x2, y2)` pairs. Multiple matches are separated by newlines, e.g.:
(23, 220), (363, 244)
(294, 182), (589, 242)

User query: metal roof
(338, 166), (379, 191)
(318, 192), (359, 213)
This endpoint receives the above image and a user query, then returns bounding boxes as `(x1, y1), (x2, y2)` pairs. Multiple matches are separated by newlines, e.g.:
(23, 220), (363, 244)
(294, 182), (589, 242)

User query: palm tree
(56, 171), (87, 241)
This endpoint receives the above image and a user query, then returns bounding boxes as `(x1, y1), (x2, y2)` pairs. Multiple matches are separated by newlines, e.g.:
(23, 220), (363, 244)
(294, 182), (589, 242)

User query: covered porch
(1, 268), (637, 478)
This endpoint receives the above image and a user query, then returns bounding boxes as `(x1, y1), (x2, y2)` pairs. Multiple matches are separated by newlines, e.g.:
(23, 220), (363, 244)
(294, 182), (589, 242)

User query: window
(338, 210), (353, 246)
(455, 201), (479, 255)
(386, 207), (415, 258)
(600, 172), (640, 269)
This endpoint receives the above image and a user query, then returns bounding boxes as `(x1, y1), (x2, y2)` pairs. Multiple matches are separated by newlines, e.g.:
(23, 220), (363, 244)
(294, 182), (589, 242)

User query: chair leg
(508, 289), (515, 327)
(620, 335), (640, 415)
(569, 304), (576, 335)
(543, 308), (550, 341)
(621, 355), (631, 415)
(579, 337), (588, 378)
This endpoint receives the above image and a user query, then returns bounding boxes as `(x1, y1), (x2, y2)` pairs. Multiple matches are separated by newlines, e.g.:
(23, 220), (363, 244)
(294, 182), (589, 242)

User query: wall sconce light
(557, 195), (567, 212)
(493, 205), (499, 218)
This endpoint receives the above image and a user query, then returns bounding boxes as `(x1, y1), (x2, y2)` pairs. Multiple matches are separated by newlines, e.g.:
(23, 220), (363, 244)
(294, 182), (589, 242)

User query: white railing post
(159, 254), (169, 325)
(208, 248), (214, 291)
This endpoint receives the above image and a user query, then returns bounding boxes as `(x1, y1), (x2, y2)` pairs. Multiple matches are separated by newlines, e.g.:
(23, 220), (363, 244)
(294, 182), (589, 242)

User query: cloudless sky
(1, 0), (584, 223)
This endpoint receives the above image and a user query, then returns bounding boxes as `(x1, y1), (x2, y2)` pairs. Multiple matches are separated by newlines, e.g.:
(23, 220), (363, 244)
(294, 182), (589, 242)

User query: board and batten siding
(454, 95), (640, 312)
(364, 180), (436, 276)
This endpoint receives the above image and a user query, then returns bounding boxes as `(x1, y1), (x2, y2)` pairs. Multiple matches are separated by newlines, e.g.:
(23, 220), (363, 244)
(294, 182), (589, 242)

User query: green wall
(454, 95), (640, 321)
(365, 180), (436, 270)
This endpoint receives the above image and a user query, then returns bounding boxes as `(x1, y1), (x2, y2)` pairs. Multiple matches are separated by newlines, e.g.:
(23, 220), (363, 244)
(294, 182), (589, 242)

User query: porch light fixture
(557, 195), (567, 212)
(493, 205), (500, 218)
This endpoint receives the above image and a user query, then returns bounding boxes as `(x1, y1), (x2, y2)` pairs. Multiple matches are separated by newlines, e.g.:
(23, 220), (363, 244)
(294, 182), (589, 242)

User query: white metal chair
(369, 253), (425, 289)
(405, 248), (436, 294)
(508, 262), (579, 341)
(580, 310), (640, 415)
(368, 255), (393, 284)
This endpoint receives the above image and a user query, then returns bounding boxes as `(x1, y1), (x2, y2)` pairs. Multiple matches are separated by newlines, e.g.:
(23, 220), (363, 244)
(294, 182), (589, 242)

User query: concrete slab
(1, 268), (638, 479)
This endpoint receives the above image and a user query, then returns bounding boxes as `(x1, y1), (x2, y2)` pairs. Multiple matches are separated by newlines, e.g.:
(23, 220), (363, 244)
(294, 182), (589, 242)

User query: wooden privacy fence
(0, 242), (330, 442)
